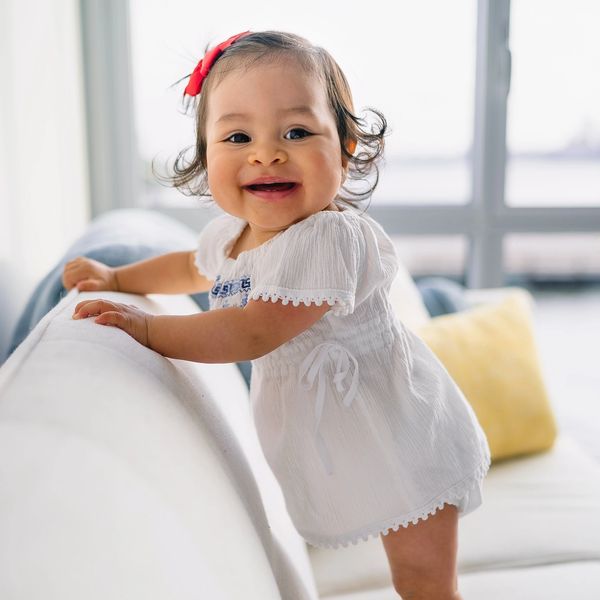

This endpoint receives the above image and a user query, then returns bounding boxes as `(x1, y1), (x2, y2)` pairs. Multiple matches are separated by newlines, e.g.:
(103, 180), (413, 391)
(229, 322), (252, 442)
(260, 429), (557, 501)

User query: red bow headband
(183, 31), (252, 98)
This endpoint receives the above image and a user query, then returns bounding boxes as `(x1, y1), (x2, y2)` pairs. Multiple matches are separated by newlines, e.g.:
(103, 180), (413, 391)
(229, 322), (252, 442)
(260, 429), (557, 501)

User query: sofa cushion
(387, 261), (431, 332)
(460, 561), (600, 600)
(323, 561), (600, 600)
(415, 276), (470, 317)
(416, 289), (557, 462)
(0, 290), (317, 600)
(457, 434), (600, 569)
(308, 433), (600, 597)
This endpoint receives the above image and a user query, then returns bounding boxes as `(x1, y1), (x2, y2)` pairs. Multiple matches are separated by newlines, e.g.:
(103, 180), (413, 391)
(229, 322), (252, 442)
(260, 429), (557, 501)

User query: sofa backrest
(0, 289), (318, 600)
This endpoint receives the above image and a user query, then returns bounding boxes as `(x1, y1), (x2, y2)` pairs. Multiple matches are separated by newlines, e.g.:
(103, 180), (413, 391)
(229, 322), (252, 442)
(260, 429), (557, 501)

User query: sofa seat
(324, 561), (600, 600)
(309, 433), (600, 599)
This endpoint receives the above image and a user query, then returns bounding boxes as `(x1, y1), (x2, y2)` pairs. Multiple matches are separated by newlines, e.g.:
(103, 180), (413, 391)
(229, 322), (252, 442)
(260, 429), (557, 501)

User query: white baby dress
(195, 206), (492, 549)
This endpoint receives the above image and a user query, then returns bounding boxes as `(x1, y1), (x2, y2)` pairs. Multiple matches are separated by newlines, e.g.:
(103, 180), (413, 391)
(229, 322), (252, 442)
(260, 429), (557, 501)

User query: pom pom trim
(248, 286), (354, 317)
(301, 456), (491, 549)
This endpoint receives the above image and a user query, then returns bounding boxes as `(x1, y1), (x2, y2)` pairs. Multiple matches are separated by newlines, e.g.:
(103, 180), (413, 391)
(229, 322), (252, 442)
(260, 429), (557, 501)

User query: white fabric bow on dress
(298, 342), (360, 476)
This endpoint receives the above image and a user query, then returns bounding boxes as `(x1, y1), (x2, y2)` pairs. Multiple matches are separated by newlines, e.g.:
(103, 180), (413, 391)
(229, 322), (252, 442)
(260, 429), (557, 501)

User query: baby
(63, 31), (490, 600)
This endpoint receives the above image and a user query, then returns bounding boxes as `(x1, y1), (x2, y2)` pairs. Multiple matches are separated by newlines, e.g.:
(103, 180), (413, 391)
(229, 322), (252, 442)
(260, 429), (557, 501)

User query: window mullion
(80, 0), (139, 217)
(468, 0), (511, 289)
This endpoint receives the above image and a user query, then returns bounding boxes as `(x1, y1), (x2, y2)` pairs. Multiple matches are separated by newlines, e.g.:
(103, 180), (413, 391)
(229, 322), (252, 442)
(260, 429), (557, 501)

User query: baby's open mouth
(245, 182), (297, 192)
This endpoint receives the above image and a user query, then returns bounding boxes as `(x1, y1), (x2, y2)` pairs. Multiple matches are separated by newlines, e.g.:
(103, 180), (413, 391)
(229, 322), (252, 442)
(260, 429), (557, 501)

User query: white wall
(0, 0), (90, 361)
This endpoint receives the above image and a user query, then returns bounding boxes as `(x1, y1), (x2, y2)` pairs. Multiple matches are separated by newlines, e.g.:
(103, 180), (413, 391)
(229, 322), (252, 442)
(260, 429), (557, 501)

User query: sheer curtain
(0, 0), (90, 362)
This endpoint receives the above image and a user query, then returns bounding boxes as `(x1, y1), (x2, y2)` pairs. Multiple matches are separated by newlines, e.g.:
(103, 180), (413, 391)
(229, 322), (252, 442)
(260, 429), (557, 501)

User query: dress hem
(301, 454), (491, 550)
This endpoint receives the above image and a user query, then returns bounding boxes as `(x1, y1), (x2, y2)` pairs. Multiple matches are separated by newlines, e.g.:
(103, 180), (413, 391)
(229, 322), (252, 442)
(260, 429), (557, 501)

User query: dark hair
(155, 31), (387, 211)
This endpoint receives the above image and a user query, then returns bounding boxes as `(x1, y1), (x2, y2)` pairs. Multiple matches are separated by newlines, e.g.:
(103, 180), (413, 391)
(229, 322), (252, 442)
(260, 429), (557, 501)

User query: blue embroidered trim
(210, 274), (252, 308)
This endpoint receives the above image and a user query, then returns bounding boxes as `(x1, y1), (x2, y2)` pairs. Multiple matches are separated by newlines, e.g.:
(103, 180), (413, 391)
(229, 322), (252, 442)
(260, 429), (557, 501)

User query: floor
(525, 282), (600, 463)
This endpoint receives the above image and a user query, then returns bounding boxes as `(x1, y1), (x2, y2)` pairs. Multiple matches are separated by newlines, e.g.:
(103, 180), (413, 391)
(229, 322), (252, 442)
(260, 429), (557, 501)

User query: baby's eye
(226, 132), (250, 144)
(284, 128), (312, 140)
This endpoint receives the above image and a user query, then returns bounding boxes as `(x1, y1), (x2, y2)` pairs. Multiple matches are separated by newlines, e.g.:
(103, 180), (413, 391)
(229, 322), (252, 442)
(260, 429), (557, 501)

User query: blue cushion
(415, 276), (469, 317)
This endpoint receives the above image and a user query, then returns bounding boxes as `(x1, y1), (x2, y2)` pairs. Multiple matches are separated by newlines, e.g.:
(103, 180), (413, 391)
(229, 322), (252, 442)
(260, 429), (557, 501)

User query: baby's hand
(62, 257), (119, 292)
(72, 299), (152, 348)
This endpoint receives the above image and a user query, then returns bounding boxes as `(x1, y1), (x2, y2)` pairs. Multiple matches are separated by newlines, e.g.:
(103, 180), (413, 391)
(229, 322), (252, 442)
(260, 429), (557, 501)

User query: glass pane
(390, 235), (468, 277)
(503, 233), (600, 281)
(129, 0), (476, 208)
(506, 0), (600, 207)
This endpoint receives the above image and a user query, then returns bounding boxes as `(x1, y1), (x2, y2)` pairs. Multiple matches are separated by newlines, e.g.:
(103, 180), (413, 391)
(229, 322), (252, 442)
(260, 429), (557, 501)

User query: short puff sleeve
(248, 212), (362, 317)
(194, 214), (232, 280)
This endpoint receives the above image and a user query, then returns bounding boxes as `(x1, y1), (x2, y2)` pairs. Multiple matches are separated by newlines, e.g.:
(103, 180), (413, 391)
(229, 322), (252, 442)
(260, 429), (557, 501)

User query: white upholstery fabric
(149, 294), (319, 599)
(324, 561), (600, 600)
(309, 434), (600, 597)
(2, 281), (599, 599)
(0, 290), (317, 600)
(386, 259), (430, 332)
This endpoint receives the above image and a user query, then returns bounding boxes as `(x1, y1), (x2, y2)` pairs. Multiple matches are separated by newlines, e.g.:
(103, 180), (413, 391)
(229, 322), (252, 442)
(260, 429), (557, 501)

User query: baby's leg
(379, 503), (462, 600)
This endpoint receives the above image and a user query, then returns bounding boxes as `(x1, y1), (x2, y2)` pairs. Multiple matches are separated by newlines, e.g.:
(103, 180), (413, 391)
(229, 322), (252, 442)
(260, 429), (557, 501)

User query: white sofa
(1, 274), (599, 599)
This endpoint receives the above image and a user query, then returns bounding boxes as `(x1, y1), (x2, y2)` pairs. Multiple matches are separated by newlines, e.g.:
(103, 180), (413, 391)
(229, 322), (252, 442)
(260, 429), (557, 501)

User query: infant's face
(205, 58), (344, 245)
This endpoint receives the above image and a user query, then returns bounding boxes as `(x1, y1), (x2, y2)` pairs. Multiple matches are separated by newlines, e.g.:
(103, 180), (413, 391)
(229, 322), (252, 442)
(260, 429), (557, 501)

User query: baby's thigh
(380, 503), (460, 599)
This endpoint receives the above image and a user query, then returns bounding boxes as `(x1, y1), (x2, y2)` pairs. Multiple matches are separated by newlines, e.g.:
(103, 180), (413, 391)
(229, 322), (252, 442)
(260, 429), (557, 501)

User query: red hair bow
(183, 31), (251, 97)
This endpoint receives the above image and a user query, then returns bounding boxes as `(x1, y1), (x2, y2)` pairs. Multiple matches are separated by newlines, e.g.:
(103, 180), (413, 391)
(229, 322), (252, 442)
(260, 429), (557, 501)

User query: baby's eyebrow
(215, 105), (318, 124)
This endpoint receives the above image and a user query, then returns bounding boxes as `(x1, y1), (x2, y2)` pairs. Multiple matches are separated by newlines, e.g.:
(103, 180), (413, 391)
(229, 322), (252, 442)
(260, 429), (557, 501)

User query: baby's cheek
(311, 150), (345, 189)
(207, 152), (234, 181)
(207, 167), (234, 200)
(205, 161), (222, 189)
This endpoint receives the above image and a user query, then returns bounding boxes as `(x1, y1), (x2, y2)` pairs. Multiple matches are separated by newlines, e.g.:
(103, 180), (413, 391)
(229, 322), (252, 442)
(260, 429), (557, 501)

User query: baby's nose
(248, 144), (288, 166)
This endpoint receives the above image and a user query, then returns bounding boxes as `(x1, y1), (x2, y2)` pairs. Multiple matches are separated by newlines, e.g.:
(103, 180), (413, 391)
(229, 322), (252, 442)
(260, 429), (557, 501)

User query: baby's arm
(64, 251), (212, 295)
(72, 296), (331, 362)
(112, 251), (212, 295)
(148, 298), (331, 362)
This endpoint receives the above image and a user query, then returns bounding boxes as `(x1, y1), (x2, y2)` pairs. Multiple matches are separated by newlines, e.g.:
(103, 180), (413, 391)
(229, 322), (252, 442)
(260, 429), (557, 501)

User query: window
(392, 235), (468, 278)
(83, 0), (600, 288)
(504, 233), (600, 280)
(128, 0), (477, 207)
(506, 0), (600, 207)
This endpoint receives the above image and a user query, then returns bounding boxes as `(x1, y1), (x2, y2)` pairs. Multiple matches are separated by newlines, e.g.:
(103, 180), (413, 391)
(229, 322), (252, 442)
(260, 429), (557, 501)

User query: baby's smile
(243, 177), (301, 202)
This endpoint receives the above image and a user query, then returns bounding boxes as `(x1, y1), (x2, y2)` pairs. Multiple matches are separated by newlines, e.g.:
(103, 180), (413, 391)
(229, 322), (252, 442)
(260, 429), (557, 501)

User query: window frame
(80, 0), (600, 288)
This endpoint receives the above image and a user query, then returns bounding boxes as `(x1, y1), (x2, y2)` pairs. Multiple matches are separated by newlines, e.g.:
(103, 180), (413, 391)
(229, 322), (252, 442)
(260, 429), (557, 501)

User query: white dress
(195, 207), (491, 549)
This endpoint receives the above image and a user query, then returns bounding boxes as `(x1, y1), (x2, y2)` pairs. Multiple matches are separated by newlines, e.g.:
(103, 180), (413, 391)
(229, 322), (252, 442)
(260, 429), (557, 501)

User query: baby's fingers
(72, 299), (115, 319)
(76, 279), (102, 291)
(62, 267), (80, 290)
(63, 257), (84, 272)
(62, 261), (91, 290)
(94, 310), (125, 328)
(73, 298), (99, 316)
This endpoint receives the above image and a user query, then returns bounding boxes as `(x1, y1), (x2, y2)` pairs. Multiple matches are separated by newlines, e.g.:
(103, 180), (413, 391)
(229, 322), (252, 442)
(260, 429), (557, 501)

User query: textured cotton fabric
(195, 207), (491, 549)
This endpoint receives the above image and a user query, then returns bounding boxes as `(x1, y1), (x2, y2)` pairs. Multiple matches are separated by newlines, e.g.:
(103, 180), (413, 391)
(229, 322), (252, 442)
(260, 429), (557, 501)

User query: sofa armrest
(0, 289), (318, 600)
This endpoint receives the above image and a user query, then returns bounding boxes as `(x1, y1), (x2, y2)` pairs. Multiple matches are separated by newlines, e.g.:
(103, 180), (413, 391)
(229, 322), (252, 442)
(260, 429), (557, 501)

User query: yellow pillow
(416, 290), (558, 463)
